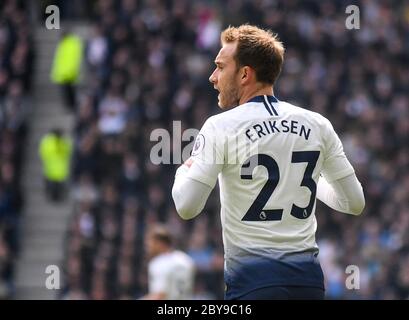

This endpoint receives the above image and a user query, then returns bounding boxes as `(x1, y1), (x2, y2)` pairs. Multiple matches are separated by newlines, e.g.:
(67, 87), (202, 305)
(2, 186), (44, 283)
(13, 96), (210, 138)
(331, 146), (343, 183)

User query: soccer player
(172, 25), (365, 300)
(141, 224), (195, 300)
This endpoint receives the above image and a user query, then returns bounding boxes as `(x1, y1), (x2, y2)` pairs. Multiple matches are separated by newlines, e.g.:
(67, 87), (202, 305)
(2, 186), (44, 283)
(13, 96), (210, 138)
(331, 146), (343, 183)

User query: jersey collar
(247, 95), (279, 104)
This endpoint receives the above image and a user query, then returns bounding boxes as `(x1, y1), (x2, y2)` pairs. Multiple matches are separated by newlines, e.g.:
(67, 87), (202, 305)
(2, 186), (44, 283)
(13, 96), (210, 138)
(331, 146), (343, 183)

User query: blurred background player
(141, 224), (195, 300)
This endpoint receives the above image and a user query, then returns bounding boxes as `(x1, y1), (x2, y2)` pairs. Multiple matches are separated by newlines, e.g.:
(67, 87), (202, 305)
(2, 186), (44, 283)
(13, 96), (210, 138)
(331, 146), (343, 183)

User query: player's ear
(240, 66), (251, 83)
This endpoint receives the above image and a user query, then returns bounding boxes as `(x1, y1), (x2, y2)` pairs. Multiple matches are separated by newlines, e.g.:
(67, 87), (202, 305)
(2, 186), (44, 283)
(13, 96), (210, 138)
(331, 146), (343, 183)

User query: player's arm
(172, 164), (213, 220)
(317, 173), (365, 215)
(318, 118), (365, 215)
(172, 118), (223, 220)
(139, 262), (169, 300)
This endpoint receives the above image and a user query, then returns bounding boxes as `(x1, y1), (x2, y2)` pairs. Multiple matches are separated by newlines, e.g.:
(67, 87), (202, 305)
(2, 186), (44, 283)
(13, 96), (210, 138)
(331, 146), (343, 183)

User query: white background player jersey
(148, 250), (195, 300)
(186, 95), (354, 260)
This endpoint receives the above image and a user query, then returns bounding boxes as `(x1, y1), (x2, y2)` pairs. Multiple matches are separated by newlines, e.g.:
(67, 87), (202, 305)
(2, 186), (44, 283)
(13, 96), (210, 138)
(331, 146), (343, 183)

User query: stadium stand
(4, 0), (408, 300)
(0, 0), (34, 299)
(59, 0), (409, 300)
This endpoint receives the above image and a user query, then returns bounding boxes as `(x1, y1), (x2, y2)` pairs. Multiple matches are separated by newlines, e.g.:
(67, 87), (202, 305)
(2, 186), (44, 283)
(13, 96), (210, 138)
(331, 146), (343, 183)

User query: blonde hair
(149, 224), (173, 246)
(221, 24), (285, 85)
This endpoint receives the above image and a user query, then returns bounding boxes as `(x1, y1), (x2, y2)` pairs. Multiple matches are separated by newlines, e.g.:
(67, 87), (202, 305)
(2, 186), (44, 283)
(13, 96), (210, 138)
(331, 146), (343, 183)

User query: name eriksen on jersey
(246, 119), (311, 142)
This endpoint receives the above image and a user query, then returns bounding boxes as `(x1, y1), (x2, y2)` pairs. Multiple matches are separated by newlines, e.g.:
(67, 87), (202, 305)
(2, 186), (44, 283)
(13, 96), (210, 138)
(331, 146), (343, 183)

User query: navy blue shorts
(234, 286), (325, 300)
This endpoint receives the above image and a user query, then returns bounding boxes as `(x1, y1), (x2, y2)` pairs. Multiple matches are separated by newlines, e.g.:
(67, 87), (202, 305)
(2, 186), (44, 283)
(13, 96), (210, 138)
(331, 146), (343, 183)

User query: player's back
(202, 95), (344, 298)
(187, 94), (353, 298)
(210, 95), (334, 255)
(149, 250), (195, 300)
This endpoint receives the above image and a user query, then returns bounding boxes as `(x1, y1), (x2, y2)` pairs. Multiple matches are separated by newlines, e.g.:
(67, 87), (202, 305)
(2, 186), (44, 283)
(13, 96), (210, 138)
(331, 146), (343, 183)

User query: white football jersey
(148, 250), (195, 300)
(186, 95), (354, 269)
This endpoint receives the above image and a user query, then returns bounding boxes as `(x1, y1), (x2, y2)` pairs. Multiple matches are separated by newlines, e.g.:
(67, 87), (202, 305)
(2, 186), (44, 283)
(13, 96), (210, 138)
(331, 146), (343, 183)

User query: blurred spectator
(39, 128), (73, 202)
(0, 0), (33, 299)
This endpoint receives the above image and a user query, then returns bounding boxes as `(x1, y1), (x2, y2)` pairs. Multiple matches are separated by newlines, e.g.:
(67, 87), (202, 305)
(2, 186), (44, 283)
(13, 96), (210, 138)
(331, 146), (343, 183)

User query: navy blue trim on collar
(248, 95), (279, 116)
(247, 95), (279, 104)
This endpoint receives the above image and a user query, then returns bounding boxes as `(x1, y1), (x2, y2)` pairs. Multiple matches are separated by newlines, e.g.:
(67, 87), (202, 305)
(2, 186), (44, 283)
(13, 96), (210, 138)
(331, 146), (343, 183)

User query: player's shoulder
(280, 100), (326, 120)
(172, 250), (195, 266)
(203, 100), (334, 133)
(150, 252), (172, 268)
(202, 109), (233, 128)
(197, 112), (233, 139)
(280, 100), (332, 129)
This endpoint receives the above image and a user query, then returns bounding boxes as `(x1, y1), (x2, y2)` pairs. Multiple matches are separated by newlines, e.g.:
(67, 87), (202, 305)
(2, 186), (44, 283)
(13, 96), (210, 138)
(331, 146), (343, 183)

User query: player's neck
(239, 85), (274, 105)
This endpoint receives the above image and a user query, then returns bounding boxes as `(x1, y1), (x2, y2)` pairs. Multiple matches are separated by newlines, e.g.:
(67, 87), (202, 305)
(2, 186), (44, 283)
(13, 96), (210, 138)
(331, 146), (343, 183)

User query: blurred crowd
(0, 0), (34, 299)
(52, 0), (408, 300)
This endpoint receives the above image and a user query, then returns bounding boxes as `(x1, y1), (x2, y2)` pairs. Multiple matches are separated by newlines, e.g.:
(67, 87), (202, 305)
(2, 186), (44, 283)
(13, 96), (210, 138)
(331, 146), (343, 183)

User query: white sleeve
(172, 165), (213, 220)
(148, 261), (168, 295)
(172, 117), (224, 220)
(317, 173), (365, 215)
(321, 119), (355, 182)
